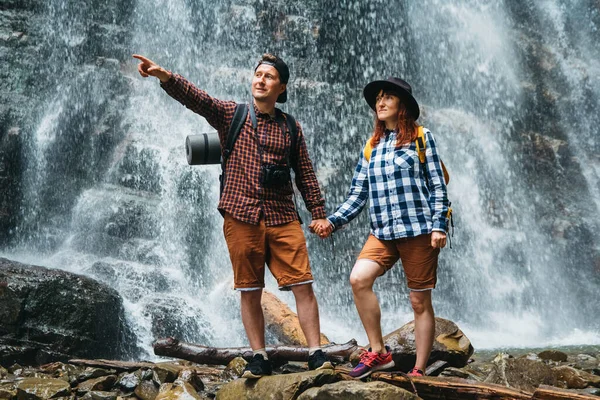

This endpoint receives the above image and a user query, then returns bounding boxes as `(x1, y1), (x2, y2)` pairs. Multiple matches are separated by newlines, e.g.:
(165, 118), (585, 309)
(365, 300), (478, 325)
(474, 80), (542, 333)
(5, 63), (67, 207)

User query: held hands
(431, 231), (447, 248)
(132, 54), (172, 83)
(309, 218), (334, 239)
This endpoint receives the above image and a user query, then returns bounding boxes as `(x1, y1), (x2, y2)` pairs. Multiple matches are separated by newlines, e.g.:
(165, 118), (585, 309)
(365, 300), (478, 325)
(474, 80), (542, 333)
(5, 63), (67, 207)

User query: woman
(313, 77), (449, 378)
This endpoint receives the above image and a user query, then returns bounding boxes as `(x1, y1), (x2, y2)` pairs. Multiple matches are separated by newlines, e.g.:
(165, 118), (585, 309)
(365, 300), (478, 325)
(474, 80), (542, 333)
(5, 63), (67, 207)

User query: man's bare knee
(291, 283), (314, 299)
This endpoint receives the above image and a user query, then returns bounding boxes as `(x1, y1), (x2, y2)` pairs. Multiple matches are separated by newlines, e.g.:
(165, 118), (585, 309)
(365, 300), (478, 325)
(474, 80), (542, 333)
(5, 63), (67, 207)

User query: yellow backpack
(363, 126), (450, 184)
(363, 126), (454, 236)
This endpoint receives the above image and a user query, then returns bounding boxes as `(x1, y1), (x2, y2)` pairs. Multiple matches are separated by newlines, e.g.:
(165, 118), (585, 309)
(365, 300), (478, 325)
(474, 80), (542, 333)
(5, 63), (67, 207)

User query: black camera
(261, 164), (291, 188)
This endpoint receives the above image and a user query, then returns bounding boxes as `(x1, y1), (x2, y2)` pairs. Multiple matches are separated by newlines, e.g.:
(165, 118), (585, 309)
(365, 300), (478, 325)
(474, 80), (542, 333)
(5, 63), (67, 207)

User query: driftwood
(68, 359), (156, 371)
(153, 337), (358, 366)
(370, 372), (533, 400)
(532, 385), (599, 400)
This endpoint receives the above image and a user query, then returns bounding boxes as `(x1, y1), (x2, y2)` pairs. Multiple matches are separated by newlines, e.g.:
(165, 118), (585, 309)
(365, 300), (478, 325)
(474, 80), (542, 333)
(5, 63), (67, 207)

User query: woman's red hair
(369, 101), (419, 148)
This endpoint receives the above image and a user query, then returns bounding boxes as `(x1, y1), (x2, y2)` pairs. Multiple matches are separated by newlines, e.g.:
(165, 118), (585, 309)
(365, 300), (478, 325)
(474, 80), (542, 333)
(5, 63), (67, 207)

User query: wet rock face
(0, 258), (137, 364)
(484, 353), (556, 393)
(298, 380), (420, 400)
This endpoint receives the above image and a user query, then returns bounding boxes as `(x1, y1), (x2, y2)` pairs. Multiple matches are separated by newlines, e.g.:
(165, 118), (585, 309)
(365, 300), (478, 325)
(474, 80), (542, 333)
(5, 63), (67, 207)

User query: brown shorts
(223, 213), (314, 291)
(358, 233), (440, 290)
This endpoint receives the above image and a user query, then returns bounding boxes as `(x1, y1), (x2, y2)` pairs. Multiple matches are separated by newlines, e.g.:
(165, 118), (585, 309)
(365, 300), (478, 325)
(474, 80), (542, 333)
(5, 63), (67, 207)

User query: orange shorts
(358, 233), (440, 290)
(223, 213), (314, 291)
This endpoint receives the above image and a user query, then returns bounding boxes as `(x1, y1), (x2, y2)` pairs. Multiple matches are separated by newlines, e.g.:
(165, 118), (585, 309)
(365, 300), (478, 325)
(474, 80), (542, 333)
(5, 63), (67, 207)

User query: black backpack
(219, 103), (299, 196)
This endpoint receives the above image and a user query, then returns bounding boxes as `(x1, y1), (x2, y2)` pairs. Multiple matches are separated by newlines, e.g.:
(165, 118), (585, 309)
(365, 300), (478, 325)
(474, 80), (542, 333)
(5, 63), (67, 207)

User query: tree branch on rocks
(153, 338), (358, 366)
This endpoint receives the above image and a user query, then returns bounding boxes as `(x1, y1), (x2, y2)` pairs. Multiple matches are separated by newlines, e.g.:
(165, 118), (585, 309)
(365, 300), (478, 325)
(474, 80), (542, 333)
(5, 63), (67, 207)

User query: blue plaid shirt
(327, 128), (449, 240)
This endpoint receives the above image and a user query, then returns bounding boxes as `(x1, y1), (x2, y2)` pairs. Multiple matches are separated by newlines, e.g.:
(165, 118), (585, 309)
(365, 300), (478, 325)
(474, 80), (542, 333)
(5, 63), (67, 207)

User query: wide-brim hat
(363, 77), (420, 120)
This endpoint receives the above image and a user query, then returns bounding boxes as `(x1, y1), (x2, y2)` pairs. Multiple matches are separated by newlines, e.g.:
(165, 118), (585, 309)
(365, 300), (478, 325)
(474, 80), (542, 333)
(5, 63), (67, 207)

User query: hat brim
(276, 90), (287, 103)
(363, 80), (420, 120)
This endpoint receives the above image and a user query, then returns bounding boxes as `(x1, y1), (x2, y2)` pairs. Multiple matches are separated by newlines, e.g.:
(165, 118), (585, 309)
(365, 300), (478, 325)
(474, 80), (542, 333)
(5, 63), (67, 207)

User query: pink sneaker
(407, 367), (424, 377)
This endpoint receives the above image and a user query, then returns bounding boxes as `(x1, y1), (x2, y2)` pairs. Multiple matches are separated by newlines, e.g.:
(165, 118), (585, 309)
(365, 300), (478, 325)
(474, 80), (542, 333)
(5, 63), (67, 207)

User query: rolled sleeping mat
(186, 133), (222, 165)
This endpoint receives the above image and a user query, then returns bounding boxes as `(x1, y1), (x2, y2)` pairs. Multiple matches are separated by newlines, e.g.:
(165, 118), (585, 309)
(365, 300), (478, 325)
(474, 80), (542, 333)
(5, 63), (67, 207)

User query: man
(133, 53), (332, 378)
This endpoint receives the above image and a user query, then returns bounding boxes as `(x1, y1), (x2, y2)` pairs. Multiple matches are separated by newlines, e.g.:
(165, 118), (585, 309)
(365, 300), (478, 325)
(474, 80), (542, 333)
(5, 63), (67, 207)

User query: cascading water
(2, 0), (598, 358)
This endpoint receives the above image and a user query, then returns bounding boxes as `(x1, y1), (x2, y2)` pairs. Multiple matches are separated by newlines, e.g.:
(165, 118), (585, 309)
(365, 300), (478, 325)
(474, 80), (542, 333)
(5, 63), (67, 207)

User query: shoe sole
(350, 360), (395, 380)
(241, 371), (264, 379)
(315, 361), (334, 370)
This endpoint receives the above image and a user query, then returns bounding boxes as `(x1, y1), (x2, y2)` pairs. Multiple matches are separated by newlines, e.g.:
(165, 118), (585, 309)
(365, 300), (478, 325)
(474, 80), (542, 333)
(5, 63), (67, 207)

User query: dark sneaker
(348, 346), (395, 379)
(308, 349), (333, 370)
(407, 367), (424, 377)
(241, 354), (273, 379)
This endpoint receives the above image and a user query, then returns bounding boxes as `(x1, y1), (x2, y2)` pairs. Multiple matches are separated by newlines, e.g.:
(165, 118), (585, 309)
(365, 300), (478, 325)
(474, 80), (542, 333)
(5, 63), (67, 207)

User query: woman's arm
(423, 129), (450, 233)
(326, 151), (370, 230)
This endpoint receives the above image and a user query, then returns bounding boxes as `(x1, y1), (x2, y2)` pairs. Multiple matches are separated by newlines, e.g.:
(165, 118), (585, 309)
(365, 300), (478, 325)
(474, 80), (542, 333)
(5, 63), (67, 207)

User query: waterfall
(2, 0), (598, 357)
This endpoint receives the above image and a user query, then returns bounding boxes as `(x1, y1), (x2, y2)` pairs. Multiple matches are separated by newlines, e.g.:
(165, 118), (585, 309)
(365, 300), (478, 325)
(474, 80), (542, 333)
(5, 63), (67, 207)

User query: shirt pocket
(393, 149), (418, 170)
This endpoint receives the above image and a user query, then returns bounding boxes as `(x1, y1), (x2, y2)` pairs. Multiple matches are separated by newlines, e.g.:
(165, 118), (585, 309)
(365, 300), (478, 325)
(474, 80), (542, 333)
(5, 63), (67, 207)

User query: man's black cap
(255, 55), (289, 103)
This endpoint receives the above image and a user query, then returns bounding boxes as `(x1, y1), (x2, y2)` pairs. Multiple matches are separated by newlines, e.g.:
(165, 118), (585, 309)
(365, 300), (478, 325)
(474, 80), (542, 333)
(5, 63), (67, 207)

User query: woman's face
(375, 90), (400, 125)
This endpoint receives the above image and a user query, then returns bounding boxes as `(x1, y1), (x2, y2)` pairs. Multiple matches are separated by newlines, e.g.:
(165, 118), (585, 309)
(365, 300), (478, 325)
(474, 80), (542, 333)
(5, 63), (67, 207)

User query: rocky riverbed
(0, 346), (599, 400)
(2, 257), (600, 399)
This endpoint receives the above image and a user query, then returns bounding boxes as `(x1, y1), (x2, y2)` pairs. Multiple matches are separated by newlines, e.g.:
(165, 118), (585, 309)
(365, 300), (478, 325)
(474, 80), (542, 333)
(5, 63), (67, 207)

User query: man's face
(252, 64), (286, 103)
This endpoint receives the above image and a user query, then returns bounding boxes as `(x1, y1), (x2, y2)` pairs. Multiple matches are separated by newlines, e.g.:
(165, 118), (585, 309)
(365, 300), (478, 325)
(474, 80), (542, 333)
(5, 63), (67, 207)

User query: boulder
(215, 370), (340, 400)
(262, 290), (329, 346)
(77, 375), (117, 395)
(134, 380), (159, 400)
(484, 353), (556, 392)
(15, 378), (71, 400)
(175, 369), (204, 393)
(538, 349), (568, 362)
(553, 365), (600, 389)
(81, 391), (118, 400)
(152, 364), (182, 386)
(222, 357), (247, 380)
(155, 381), (203, 400)
(297, 380), (420, 399)
(351, 318), (473, 371)
(0, 258), (136, 362)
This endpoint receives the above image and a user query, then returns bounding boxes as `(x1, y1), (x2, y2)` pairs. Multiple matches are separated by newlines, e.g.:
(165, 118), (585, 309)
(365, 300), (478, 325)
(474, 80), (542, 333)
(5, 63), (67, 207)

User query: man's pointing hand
(132, 54), (172, 83)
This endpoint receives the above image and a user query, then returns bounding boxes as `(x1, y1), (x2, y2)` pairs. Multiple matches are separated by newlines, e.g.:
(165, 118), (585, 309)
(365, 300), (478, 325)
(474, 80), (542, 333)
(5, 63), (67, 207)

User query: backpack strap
(363, 139), (373, 162)
(273, 109), (299, 170)
(415, 126), (450, 184)
(220, 103), (249, 197)
(224, 104), (249, 162)
(284, 112), (299, 169)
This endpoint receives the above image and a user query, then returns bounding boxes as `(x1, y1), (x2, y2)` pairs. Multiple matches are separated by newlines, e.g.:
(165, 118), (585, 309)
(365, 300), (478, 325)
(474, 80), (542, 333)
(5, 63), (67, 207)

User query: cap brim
(276, 90), (287, 103)
(363, 80), (420, 120)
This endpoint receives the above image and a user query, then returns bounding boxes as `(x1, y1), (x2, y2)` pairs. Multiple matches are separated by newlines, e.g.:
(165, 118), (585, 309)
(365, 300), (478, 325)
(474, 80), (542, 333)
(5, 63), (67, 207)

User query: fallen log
(532, 385), (599, 400)
(370, 372), (533, 400)
(153, 337), (358, 366)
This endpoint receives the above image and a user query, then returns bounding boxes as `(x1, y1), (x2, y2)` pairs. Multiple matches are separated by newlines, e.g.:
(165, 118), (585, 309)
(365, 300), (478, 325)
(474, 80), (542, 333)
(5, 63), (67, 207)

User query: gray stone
(77, 375), (117, 395)
(175, 369), (204, 392)
(116, 371), (141, 391)
(538, 350), (568, 362)
(152, 364), (181, 386)
(222, 357), (247, 380)
(297, 380), (420, 399)
(216, 370), (340, 400)
(134, 380), (158, 400)
(484, 353), (556, 392)
(81, 391), (117, 400)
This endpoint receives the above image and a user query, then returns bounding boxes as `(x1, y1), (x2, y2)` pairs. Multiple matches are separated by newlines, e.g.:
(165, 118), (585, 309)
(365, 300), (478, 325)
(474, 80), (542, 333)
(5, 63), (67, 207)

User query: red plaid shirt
(161, 74), (326, 226)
